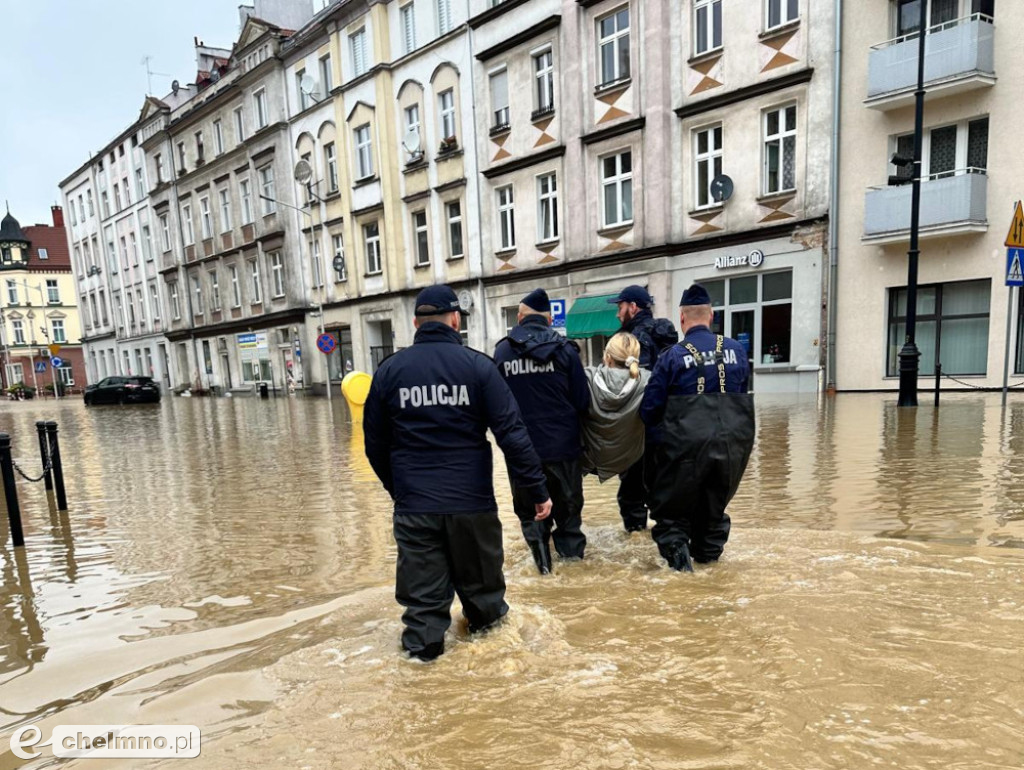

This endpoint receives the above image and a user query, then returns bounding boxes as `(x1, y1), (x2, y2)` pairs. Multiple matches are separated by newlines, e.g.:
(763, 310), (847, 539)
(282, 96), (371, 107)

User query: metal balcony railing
(863, 167), (988, 241)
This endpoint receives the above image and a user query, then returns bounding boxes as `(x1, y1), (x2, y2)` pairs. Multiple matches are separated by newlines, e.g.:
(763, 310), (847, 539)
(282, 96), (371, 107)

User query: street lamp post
(897, 0), (929, 408)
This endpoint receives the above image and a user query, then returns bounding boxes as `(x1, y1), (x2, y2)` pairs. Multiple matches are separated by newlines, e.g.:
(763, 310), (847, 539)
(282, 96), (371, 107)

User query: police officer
(364, 285), (553, 661)
(494, 288), (590, 574)
(639, 283), (755, 571)
(607, 285), (679, 532)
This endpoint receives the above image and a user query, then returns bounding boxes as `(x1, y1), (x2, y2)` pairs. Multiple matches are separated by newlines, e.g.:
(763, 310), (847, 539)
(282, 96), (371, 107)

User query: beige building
(835, 1), (1003, 391)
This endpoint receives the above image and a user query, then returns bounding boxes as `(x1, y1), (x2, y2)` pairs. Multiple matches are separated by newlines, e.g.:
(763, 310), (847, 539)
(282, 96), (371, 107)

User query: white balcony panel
(863, 172), (987, 244)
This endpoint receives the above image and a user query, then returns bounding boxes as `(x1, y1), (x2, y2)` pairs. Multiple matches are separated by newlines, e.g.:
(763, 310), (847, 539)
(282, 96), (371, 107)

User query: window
(209, 270), (221, 310)
(78, 196), (85, 222)
(324, 142), (338, 192)
(320, 54), (333, 93)
(177, 142), (186, 170)
(219, 188), (232, 232)
(170, 281), (181, 319)
(127, 293), (136, 328)
(259, 166), (276, 214)
(99, 288), (108, 324)
(701, 271), (793, 366)
(57, 365), (73, 386)
(69, 199), (78, 226)
(87, 190), (94, 215)
(601, 151), (633, 227)
(213, 120), (224, 155)
(120, 236), (129, 269)
(249, 259), (263, 303)
(266, 252), (284, 297)
(439, 89), (456, 141)
(694, 124), (723, 208)
(537, 173), (559, 242)
(894, 0), (965, 38)
(192, 275), (204, 315)
(195, 131), (205, 162)
(312, 239), (324, 288)
(490, 69), (509, 129)
(534, 50), (554, 113)
(137, 288), (146, 328)
(764, 104), (797, 195)
(404, 104), (422, 159)
(906, 117), (989, 180)
(107, 234), (118, 273)
(182, 203), (194, 245)
(598, 7), (630, 86)
(74, 245), (83, 275)
(45, 279), (60, 304)
(155, 153), (165, 183)
(355, 124), (374, 179)
(12, 319), (25, 345)
(113, 184), (122, 211)
(122, 177), (131, 205)
(38, 248), (48, 260)
(230, 265), (241, 306)
(297, 69), (311, 111)
(446, 200), (464, 259)
(254, 89), (268, 128)
(333, 233), (347, 281)
(51, 319), (66, 343)
(200, 196), (212, 239)
(766, 0), (799, 30)
(401, 3), (416, 55)
(437, 0), (451, 34)
(6, 280), (17, 304)
(240, 178), (253, 224)
(150, 283), (160, 322)
(135, 168), (145, 199)
(129, 232), (139, 264)
(101, 191), (110, 218)
(351, 29), (368, 76)
(142, 225), (153, 261)
(497, 185), (516, 250)
(888, 279), (990, 376)
(90, 293), (99, 326)
(413, 210), (430, 266)
(364, 221), (382, 274)
(694, 0), (723, 55)
(159, 214), (170, 251)
(234, 107), (245, 143)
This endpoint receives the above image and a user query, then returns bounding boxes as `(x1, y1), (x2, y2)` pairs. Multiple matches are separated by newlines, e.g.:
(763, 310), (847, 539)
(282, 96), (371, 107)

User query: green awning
(565, 294), (621, 339)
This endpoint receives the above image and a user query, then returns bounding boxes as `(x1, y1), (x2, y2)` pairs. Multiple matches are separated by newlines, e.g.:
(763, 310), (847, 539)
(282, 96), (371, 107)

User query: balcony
(863, 168), (987, 244)
(866, 14), (995, 110)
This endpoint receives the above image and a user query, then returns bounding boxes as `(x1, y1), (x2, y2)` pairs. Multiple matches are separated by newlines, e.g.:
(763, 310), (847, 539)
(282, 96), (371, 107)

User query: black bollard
(35, 421), (53, 492)
(0, 433), (25, 547)
(934, 363), (942, 408)
(44, 422), (68, 512)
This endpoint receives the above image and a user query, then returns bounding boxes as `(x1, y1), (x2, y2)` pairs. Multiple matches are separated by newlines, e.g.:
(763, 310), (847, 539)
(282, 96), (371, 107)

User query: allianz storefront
(666, 231), (826, 394)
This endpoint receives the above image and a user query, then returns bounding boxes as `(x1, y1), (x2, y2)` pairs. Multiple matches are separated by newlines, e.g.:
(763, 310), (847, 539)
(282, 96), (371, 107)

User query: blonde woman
(582, 332), (651, 482)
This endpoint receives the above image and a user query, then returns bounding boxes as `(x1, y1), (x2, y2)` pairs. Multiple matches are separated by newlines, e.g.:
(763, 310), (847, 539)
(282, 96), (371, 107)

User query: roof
(22, 225), (71, 269)
(0, 211), (28, 244)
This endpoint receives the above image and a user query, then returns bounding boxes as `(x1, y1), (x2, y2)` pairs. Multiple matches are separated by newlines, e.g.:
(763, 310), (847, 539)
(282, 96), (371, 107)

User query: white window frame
(446, 200), (464, 259)
(12, 319), (25, 345)
(597, 6), (631, 87)
(490, 68), (509, 129)
(350, 28), (368, 77)
(694, 0), (723, 56)
(533, 48), (555, 113)
(249, 259), (263, 304)
(694, 124), (724, 209)
(6, 280), (17, 304)
(240, 178), (253, 224)
(199, 196), (212, 240)
(141, 225), (153, 261)
(401, 3), (416, 55)
(601, 150), (633, 228)
(439, 89), (456, 140)
(170, 281), (181, 319)
(259, 165), (276, 215)
(325, 142), (338, 192)
(208, 269), (220, 311)
(763, 103), (797, 195)
(193, 275), (204, 315)
(182, 203), (194, 245)
(155, 153), (165, 183)
(253, 89), (268, 129)
(213, 119), (224, 155)
(364, 221), (382, 275)
(150, 282), (161, 322)
(230, 265), (241, 307)
(219, 188), (232, 232)
(766, 0), (799, 31)
(51, 319), (66, 343)
(497, 185), (516, 251)
(297, 68), (311, 111)
(413, 210), (430, 266)
(135, 168), (145, 199)
(333, 233), (347, 282)
(355, 124), (374, 179)
(437, 0), (452, 35)
(159, 213), (170, 251)
(234, 106), (245, 143)
(270, 252), (285, 297)
(320, 53), (333, 93)
(46, 279), (60, 304)
(537, 172), (559, 242)
(129, 232), (139, 264)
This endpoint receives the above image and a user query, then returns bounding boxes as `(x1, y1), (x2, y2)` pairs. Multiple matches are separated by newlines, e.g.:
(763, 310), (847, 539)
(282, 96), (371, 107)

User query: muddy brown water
(0, 393), (1022, 769)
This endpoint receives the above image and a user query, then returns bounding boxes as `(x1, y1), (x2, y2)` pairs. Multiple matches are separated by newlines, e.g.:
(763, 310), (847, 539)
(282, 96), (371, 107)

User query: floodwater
(0, 392), (1022, 769)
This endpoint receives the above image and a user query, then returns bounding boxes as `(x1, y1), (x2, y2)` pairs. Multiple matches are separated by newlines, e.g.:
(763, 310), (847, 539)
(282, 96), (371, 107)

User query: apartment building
(834, 0), (1004, 391)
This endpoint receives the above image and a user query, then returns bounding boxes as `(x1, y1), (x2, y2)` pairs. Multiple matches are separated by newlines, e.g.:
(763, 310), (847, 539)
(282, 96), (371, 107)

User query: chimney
(51, 205), (64, 228)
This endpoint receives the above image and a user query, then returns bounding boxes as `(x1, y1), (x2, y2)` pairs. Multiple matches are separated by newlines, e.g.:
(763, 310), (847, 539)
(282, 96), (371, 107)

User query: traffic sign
(50, 356), (63, 368)
(34, 361), (46, 373)
(1008, 248), (1024, 287)
(551, 299), (566, 328)
(1006, 201), (1024, 248)
(48, 344), (61, 357)
(316, 333), (337, 355)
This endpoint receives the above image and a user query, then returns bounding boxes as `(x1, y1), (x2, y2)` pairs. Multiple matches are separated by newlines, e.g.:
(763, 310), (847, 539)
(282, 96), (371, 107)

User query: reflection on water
(0, 392), (1022, 769)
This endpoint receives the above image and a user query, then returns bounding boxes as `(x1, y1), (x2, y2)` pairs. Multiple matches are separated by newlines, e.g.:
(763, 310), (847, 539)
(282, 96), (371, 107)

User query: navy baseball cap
(607, 285), (653, 308)
(521, 288), (551, 313)
(680, 283), (712, 306)
(414, 284), (469, 316)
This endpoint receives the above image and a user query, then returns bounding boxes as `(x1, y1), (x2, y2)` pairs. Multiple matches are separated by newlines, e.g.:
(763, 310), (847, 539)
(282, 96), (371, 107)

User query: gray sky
(0, 1), (243, 226)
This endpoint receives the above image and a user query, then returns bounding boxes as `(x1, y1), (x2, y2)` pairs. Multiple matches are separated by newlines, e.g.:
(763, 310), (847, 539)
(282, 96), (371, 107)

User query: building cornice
(482, 146), (566, 179)
(580, 117), (646, 146)
(469, 0), (533, 29)
(165, 306), (310, 341)
(476, 16), (561, 61)
(674, 68), (814, 120)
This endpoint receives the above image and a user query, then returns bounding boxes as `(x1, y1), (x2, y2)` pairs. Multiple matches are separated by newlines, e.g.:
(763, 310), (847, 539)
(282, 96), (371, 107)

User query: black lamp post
(897, 0), (929, 407)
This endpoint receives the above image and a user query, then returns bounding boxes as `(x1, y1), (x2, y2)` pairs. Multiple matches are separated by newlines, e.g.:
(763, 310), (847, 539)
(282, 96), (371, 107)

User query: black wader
(511, 458), (586, 572)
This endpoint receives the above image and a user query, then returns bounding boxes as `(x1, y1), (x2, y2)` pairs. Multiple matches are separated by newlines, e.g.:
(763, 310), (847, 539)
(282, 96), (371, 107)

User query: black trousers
(617, 454), (651, 531)
(511, 458), (586, 559)
(648, 451), (732, 564)
(393, 513), (508, 660)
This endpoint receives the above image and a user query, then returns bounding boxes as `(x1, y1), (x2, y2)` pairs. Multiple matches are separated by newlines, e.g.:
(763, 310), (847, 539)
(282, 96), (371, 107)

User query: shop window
(701, 270), (793, 365)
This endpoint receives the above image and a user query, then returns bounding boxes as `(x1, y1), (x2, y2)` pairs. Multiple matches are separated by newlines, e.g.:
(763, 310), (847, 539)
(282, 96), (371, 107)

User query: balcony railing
(866, 14), (995, 109)
(863, 167), (988, 243)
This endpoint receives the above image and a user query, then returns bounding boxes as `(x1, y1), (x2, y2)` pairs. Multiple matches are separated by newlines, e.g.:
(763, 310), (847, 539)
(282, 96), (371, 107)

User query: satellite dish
(171, 79), (180, 94)
(293, 159), (313, 185)
(332, 255), (345, 274)
(457, 289), (474, 311)
(299, 73), (317, 96)
(710, 174), (734, 203)
(209, 68), (221, 83)
(402, 130), (422, 156)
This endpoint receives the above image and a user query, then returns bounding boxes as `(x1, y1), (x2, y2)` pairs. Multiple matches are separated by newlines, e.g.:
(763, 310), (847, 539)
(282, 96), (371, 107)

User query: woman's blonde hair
(604, 332), (641, 379)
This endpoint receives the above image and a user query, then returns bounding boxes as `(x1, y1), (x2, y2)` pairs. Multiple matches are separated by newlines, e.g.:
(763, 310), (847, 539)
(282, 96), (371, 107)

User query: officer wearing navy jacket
(640, 283), (755, 571)
(364, 285), (552, 661)
(494, 288), (590, 574)
(607, 285), (679, 532)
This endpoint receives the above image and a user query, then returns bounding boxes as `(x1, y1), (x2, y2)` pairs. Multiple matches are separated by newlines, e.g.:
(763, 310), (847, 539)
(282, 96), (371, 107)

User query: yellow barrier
(341, 371), (372, 422)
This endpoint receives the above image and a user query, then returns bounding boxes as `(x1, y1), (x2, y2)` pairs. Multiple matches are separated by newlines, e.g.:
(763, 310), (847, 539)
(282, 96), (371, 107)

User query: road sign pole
(51, 359), (59, 400)
(1003, 202), (1024, 408)
(1003, 286), (1015, 408)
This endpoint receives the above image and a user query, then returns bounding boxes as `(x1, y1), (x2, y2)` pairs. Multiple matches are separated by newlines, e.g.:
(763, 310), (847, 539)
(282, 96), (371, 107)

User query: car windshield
(128, 378), (153, 385)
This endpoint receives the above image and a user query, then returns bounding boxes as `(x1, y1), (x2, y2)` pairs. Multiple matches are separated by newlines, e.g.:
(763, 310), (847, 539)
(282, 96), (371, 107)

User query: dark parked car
(84, 376), (161, 405)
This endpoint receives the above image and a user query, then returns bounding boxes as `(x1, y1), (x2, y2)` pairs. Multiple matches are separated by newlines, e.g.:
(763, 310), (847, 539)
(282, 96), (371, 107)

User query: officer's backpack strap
(682, 342), (706, 395)
(714, 335), (727, 393)
(683, 337), (728, 394)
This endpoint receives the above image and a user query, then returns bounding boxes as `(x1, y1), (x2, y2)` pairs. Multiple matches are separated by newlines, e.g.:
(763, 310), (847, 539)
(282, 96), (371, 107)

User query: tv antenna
(141, 55), (172, 96)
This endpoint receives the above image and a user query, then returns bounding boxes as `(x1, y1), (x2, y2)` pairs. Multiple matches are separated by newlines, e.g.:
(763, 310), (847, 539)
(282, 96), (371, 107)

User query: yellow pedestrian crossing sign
(1006, 201), (1024, 248)
(1008, 248), (1024, 287)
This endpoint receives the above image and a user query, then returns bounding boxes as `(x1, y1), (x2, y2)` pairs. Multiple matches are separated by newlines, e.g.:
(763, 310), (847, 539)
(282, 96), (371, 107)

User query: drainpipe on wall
(168, 127), (198, 389)
(825, 0), (843, 392)
(465, 6), (489, 350)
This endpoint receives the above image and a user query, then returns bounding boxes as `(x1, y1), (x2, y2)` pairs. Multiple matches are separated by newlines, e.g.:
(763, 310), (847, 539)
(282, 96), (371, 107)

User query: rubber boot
(526, 522), (553, 575)
(667, 543), (694, 573)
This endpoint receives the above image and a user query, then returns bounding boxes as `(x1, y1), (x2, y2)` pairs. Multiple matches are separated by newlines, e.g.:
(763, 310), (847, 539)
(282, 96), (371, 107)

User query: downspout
(466, 6), (489, 350)
(825, 0), (842, 392)
(168, 126), (198, 389)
